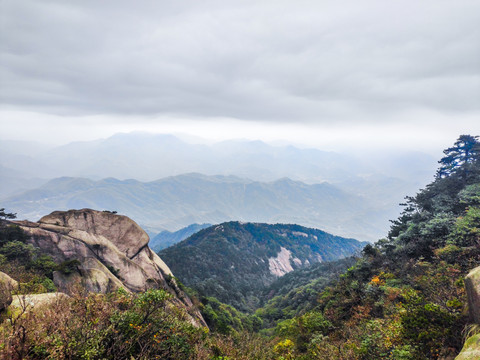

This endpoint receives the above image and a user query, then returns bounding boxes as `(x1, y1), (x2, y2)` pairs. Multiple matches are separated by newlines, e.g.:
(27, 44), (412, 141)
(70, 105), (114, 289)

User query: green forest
(160, 222), (365, 312)
(1, 135), (479, 359)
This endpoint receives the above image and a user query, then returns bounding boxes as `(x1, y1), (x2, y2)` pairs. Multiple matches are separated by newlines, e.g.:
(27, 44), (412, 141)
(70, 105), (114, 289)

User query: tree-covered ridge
(159, 222), (366, 312)
(270, 135), (480, 359)
(256, 257), (357, 329)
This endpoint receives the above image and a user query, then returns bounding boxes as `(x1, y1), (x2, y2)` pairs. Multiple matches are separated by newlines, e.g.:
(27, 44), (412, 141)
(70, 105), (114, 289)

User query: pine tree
(0, 208), (16, 221)
(436, 135), (480, 180)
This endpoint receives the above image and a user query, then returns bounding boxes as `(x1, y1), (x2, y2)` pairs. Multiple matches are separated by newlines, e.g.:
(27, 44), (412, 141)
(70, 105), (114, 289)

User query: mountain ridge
(2, 174), (387, 241)
(150, 223), (212, 252)
(159, 221), (367, 311)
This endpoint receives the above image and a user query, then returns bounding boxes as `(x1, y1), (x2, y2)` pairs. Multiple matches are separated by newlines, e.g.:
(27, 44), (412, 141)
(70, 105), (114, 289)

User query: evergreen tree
(436, 135), (480, 180)
(0, 208), (16, 221)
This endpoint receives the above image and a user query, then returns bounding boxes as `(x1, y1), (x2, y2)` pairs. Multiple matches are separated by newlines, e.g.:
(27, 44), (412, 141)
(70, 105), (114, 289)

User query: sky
(0, 0), (479, 154)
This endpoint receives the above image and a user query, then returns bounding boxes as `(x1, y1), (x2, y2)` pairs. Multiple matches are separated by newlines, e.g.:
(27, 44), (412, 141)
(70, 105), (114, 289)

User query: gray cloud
(0, 0), (479, 123)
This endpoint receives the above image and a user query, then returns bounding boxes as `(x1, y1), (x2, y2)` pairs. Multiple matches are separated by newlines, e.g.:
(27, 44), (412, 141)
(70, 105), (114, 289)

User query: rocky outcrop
(454, 266), (480, 360)
(465, 266), (480, 324)
(455, 333), (480, 360)
(13, 209), (205, 327)
(268, 247), (295, 277)
(9, 293), (70, 312)
(0, 271), (18, 311)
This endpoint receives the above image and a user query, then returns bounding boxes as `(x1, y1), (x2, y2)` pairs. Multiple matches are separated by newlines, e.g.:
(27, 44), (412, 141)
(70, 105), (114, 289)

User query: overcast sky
(0, 0), (479, 154)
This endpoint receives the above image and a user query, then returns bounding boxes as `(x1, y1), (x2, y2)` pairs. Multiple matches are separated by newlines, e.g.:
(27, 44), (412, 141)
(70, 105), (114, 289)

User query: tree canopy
(0, 208), (16, 221)
(437, 135), (480, 180)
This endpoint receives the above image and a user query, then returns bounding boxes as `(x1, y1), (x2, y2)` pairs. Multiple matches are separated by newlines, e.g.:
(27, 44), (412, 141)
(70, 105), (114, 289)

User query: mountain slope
(159, 222), (366, 311)
(0, 164), (48, 198)
(266, 135), (480, 359)
(3, 174), (384, 241)
(150, 223), (212, 252)
(256, 257), (357, 327)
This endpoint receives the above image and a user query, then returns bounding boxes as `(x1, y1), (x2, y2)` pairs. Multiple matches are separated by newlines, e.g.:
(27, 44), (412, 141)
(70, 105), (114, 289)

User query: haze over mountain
(0, 132), (440, 242)
(150, 223), (212, 252)
(0, 132), (436, 188)
(1, 174), (396, 242)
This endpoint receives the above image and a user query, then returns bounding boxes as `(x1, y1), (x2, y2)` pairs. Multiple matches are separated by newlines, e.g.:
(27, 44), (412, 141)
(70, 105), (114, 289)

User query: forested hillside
(159, 222), (366, 311)
(266, 135), (480, 359)
(256, 257), (357, 329)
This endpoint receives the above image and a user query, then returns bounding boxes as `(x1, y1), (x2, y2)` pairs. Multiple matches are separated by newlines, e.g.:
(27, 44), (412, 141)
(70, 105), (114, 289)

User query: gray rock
(455, 333), (480, 360)
(14, 209), (205, 327)
(0, 271), (18, 311)
(465, 266), (480, 324)
(39, 209), (149, 258)
(9, 292), (70, 312)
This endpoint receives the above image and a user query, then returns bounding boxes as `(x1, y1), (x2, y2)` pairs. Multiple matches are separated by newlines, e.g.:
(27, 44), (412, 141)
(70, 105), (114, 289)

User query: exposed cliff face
(13, 209), (205, 327)
(268, 247), (295, 277)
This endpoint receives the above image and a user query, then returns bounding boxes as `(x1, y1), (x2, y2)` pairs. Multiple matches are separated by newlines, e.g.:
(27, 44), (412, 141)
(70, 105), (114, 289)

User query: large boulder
(14, 209), (205, 327)
(0, 271), (18, 311)
(39, 209), (149, 259)
(9, 292), (70, 313)
(465, 266), (480, 324)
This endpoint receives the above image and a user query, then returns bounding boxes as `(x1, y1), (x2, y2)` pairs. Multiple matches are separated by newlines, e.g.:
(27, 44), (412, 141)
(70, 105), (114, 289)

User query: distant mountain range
(159, 221), (367, 311)
(150, 223), (212, 252)
(0, 132), (436, 191)
(0, 132), (438, 241)
(0, 133), (363, 183)
(2, 173), (396, 241)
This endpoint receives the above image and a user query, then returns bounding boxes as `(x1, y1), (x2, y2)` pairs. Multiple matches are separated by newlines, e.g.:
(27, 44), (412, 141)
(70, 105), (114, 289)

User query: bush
(0, 241), (35, 261)
(1, 289), (208, 360)
(56, 259), (81, 275)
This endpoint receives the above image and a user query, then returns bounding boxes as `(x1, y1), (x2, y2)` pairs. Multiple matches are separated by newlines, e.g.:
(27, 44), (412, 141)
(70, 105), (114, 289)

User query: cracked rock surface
(14, 209), (205, 327)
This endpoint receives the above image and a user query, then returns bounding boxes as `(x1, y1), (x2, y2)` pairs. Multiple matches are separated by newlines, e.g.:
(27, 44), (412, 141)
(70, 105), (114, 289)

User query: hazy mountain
(159, 221), (366, 311)
(31, 132), (361, 182)
(150, 223), (212, 252)
(0, 133), (438, 240)
(0, 164), (48, 198)
(40, 133), (358, 181)
(0, 132), (437, 187)
(1, 174), (393, 241)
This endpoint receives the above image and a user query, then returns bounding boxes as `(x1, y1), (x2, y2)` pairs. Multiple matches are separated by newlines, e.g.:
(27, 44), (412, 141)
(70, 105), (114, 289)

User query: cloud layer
(1, 0), (479, 125)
